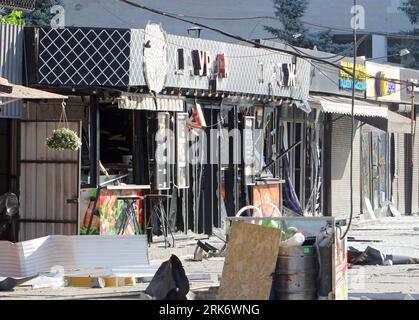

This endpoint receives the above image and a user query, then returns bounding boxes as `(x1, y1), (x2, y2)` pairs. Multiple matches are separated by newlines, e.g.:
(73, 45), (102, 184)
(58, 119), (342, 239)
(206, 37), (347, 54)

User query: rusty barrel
(274, 245), (318, 300)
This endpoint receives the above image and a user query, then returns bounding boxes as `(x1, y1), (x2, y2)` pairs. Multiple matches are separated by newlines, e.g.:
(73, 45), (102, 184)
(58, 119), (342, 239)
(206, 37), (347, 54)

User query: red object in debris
(188, 103), (207, 128)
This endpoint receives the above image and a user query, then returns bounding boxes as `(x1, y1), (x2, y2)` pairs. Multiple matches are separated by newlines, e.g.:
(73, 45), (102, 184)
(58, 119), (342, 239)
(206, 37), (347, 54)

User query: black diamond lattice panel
(38, 27), (130, 87)
(0, 0), (35, 10)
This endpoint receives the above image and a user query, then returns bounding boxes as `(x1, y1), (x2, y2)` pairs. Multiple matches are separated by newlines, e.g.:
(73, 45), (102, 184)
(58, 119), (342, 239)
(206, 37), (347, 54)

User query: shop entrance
(98, 105), (135, 184)
(361, 131), (390, 213)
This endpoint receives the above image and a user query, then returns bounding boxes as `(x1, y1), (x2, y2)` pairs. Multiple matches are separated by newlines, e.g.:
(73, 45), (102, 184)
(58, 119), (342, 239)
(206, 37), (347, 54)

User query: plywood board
(218, 222), (281, 300)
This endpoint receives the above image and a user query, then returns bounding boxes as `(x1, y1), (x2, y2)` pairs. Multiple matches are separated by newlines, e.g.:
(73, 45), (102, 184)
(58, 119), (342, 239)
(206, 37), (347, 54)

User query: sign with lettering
(176, 49), (227, 79)
(129, 27), (312, 100)
(338, 61), (366, 92)
(176, 49), (296, 92)
(366, 62), (401, 101)
(375, 72), (397, 97)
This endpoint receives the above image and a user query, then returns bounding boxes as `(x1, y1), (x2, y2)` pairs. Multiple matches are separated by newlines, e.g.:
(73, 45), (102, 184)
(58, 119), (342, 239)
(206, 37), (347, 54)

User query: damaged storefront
(363, 62), (412, 217)
(19, 23), (322, 241)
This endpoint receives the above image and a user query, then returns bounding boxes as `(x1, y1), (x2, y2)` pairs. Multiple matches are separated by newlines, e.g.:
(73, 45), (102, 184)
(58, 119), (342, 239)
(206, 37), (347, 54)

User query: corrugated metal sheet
(0, 23), (23, 119)
(0, 235), (152, 278)
(330, 115), (362, 219)
(393, 133), (407, 214)
(412, 120), (419, 214)
(310, 95), (388, 118)
(20, 121), (81, 241)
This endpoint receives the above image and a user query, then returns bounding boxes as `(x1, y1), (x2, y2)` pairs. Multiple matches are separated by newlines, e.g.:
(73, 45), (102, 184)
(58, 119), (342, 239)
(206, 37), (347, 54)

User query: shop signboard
(259, 41), (367, 98)
(338, 60), (367, 92)
(366, 62), (401, 102)
(130, 26), (311, 101)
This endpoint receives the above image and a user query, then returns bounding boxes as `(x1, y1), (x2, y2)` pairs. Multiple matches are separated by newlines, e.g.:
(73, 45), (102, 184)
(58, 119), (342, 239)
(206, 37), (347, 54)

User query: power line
(117, 0), (414, 87)
(116, 0), (357, 74)
(151, 11), (419, 41)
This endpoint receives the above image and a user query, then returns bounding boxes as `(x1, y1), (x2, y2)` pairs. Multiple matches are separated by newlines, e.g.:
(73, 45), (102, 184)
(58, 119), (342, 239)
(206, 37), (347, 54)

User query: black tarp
(145, 255), (189, 300)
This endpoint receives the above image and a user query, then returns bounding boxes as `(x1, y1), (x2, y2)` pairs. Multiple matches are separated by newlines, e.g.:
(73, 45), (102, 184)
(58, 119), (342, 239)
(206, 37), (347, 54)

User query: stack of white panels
(0, 235), (155, 278)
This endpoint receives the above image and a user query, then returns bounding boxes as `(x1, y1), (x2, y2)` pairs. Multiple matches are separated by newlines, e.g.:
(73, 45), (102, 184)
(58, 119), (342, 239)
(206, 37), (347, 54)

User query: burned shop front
(20, 24), (315, 241)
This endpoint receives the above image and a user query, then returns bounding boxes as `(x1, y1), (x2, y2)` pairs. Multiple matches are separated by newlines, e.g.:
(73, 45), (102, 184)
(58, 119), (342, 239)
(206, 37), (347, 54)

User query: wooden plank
(218, 221), (281, 300)
(65, 276), (135, 288)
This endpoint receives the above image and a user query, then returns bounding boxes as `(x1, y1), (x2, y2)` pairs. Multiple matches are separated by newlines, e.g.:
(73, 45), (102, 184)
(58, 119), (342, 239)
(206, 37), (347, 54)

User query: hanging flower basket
(45, 101), (82, 151)
(46, 127), (82, 151)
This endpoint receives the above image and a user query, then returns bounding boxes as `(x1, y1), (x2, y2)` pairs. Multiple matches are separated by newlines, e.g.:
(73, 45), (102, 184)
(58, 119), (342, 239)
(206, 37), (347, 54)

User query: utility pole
(411, 82), (415, 169)
(342, 0), (357, 240)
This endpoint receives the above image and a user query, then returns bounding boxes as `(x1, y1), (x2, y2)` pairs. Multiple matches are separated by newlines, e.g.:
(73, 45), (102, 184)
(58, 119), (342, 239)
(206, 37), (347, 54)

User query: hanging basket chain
(59, 101), (70, 129)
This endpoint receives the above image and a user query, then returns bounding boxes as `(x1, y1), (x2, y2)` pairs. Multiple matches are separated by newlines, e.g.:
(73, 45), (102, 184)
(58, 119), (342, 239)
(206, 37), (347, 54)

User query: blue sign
(339, 78), (367, 91)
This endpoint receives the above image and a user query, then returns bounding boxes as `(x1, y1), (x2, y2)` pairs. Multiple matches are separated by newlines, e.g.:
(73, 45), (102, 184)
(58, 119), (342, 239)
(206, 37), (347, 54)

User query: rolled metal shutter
(396, 133), (407, 214)
(411, 120), (419, 214)
(330, 116), (362, 219)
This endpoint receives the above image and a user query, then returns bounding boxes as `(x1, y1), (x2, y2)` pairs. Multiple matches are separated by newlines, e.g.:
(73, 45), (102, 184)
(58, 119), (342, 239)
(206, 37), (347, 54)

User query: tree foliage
(264, 0), (311, 46)
(388, 0), (419, 69)
(399, 0), (419, 24)
(1, 0), (62, 27)
(264, 0), (351, 54)
(389, 29), (419, 69)
(24, 0), (63, 27)
(0, 9), (25, 26)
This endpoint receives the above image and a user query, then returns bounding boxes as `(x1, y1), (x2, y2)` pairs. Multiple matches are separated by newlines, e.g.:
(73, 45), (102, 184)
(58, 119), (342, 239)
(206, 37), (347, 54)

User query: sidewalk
(348, 215), (419, 299)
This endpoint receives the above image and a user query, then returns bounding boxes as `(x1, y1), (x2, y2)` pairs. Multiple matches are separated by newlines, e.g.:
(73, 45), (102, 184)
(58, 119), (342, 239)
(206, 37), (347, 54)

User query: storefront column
(323, 114), (333, 216)
(89, 95), (100, 187)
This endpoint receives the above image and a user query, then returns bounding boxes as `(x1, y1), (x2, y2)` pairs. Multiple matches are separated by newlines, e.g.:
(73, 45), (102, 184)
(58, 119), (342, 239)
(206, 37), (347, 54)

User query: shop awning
(0, 77), (67, 102)
(118, 93), (185, 112)
(357, 111), (413, 134)
(309, 95), (388, 118)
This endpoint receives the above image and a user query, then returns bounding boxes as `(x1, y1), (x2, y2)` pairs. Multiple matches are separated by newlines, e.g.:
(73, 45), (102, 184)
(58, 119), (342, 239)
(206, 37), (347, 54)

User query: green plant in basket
(46, 127), (82, 151)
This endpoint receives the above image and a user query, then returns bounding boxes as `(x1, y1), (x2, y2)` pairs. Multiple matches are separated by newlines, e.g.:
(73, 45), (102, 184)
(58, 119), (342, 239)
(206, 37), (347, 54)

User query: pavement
(347, 215), (419, 300)
(1, 216), (418, 300)
(154, 215), (419, 300)
(123, 216), (419, 300)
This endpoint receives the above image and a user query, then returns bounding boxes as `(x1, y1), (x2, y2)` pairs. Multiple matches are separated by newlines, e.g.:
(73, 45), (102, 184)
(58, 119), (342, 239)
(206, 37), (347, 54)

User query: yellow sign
(366, 62), (401, 101)
(339, 61), (366, 80)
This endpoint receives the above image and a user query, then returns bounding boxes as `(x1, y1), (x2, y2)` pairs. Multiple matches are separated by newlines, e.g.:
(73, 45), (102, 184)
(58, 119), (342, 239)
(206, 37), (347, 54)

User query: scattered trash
(279, 232), (305, 247)
(389, 204), (402, 217)
(145, 255), (189, 300)
(193, 240), (218, 262)
(348, 246), (419, 266)
(91, 277), (106, 289)
(0, 275), (38, 291)
(364, 198), (377, 220)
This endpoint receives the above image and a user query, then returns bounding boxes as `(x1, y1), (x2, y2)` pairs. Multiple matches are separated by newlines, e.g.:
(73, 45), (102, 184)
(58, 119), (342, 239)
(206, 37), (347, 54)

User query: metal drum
(274, 246), (318, 300)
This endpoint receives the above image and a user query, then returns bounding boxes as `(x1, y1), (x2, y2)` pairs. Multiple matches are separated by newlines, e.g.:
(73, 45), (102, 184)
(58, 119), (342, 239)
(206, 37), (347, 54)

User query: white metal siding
(0, 235), (151, 278)
(330, 116), (361, 219)
(20, 121), (81, 241)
